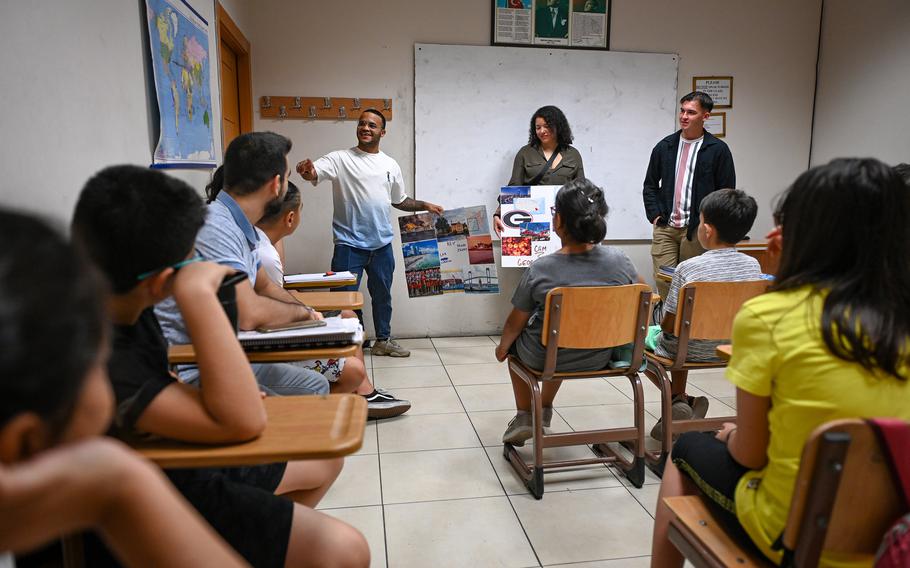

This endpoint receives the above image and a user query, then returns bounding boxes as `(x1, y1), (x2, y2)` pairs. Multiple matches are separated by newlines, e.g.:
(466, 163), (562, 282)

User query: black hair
(222, 132), (292, 197)
(259, 181), (302, 226)
(528, 105), (574, 149)
(205, 164), (225, 203)
(894, 163), (910, 186)
(361, 108), (387, 130)
(773, 157), (910, 382)
(553, 178), (608, 244)
(699, 188), (757, 244)
(0, 210), (107, 438)
(680, 91), (714, 113)
(72, 165), (206, 294)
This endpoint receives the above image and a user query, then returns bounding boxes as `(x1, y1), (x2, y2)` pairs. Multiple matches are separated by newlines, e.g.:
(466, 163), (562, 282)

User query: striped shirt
(668, 135), (703, 228)
(656, 248), (762, 361)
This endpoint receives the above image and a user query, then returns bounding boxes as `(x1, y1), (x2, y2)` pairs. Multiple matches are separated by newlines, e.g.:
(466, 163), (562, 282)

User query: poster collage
(493, 0), (610, 49)
(499, 185), (563, 267)
(398, 206), (500, 298)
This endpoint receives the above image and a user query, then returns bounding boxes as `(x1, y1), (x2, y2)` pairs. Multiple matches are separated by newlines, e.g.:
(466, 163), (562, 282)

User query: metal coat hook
(338, 106), (347, 119)
(261, 96), (271, 109)
(292, 97), (302, 110)
(278, 105), (287, 118)
(323, 97), (332, 108)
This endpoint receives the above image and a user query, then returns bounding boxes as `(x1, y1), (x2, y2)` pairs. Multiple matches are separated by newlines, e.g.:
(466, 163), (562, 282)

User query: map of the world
(146, 0), (215, 167)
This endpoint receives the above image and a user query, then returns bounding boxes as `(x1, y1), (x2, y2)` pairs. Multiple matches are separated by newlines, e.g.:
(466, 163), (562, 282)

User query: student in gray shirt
(495, 179), (639, 446)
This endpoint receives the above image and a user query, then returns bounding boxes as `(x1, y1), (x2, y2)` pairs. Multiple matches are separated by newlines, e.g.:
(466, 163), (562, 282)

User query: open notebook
(283, 271), (356, 285)
(237, 316), (363, 350)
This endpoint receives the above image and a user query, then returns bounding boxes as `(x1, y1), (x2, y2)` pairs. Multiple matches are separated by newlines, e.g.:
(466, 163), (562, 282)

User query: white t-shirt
(311, 147), (407, 250)
(255, 228), (284, 286)
(668, 134), (704, 228)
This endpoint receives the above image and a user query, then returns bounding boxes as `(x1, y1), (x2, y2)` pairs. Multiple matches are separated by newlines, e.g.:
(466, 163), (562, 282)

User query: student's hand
(305, 307), (325, 321)
(652, 216), (662, 226)
(765, 225), (782, 258)
(493, 216), (504, 238)
(296, 159), (316, 181)
(173, 262), (237, 299)
(715, 422), (737, 443)
(494, 343), (509, 362)
(425, 202), (444, 215)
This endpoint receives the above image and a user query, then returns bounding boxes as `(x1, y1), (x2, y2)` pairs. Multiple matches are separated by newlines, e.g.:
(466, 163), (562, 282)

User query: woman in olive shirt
(494, 106), (585, 236)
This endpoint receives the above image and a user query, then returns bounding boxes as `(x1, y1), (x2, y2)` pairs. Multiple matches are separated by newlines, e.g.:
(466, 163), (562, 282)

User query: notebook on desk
(283, 271), (356, 285)
(238, 316), (363, 350)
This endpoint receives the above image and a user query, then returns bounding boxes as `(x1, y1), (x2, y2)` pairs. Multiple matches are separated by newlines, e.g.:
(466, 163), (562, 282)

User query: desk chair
(665, 419), (903, 567)
(504, 284), (653, 499)
(644, 280), (769, 465)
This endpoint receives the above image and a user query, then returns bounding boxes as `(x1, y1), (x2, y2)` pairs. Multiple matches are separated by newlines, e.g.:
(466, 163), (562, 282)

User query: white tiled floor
(317, 337), (735, 567)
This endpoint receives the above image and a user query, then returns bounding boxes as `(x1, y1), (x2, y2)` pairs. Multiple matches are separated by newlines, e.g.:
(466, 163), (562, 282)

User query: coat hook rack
(259, 96), (394, 121)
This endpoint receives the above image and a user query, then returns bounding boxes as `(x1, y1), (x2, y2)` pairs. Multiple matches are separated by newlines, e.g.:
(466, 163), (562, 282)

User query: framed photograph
(492, 0), (611, 50)
(704, 112), (726, 138)
(693, 76), (733, 108)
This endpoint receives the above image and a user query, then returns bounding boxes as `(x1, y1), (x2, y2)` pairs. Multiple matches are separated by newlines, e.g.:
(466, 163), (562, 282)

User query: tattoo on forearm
(394, 197), (427, 212)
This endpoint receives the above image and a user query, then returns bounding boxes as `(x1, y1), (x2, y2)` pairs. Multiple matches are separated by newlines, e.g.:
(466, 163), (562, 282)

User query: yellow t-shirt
(727, 286), (910, 567)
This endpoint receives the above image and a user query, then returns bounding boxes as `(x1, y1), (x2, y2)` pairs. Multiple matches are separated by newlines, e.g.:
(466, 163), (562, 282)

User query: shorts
(671, 432), (772, 561)
(293, 357), (346, 382)
(166, 463), (293, 568)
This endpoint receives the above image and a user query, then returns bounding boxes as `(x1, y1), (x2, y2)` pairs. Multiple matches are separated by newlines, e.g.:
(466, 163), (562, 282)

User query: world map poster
(145, 0), (216, 168)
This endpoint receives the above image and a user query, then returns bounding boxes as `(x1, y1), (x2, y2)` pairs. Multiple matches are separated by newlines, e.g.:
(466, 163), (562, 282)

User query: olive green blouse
(508, 144), (585, 186)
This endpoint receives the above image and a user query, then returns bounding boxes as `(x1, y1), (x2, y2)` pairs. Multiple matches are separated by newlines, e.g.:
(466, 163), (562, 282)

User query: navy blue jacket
(642, 130), (735, 240)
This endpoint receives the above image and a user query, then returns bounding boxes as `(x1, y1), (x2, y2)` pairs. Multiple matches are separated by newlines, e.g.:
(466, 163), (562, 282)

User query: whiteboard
(414, 43), (678, 240)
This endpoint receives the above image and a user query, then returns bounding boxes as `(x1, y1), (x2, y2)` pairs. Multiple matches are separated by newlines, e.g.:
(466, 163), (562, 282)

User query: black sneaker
(364, 388), (411, 419)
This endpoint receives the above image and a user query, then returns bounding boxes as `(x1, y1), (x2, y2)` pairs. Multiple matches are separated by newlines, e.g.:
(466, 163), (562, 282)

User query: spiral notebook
(237, 317), (362, 351)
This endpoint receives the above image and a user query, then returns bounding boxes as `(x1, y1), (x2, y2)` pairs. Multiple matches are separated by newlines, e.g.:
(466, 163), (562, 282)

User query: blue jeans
(332, 243), (394, 339)
(177, 363), (330, 396)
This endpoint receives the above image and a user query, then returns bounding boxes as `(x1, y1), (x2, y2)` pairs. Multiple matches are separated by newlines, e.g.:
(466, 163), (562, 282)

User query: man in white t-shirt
(642, 91), (736, 298)
(297, 109), (443, 357)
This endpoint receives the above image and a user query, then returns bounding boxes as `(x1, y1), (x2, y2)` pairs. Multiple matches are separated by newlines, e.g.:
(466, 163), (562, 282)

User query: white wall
(0, 0), (223, 223)
(810, 0), (910, 166)
(243, 0), (821, 337)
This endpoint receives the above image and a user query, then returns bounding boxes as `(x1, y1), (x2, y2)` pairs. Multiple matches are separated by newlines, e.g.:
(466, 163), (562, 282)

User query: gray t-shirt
(512, 245), (638, 372)
(155, 192), (261, 346)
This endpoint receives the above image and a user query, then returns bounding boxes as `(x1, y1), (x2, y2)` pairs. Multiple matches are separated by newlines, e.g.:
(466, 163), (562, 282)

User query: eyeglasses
(136, 255), (204, 281)
(550, 205), (557, 216)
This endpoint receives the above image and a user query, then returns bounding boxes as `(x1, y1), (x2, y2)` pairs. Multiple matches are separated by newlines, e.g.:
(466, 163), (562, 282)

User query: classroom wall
(242, 0), (821, 337)
(809, 0), (910, 166)
(0, 0), (223, 224)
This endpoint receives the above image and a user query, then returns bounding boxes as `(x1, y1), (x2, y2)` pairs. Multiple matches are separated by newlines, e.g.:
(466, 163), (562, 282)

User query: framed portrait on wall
(492, 0), (611, 50)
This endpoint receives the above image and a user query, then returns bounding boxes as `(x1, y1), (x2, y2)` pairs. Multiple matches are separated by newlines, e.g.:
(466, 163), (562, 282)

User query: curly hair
(528, 105), (574, 149)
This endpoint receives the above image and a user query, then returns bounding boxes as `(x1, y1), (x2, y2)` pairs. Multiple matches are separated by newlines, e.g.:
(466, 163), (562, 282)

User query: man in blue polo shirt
(156, 131), (328, 395)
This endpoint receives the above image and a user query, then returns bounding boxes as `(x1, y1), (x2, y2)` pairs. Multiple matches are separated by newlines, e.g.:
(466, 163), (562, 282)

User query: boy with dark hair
(72, 165), (369, 568)
(646, 188), (762, 439)
(156, 131), (331, 396)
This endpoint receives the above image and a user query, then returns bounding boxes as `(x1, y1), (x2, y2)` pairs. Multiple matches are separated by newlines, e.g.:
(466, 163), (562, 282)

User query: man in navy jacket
(642, 91), (735, 297)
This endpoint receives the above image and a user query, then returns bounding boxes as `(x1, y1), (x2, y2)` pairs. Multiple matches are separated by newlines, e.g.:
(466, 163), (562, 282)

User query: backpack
(871, 418), (910, 568)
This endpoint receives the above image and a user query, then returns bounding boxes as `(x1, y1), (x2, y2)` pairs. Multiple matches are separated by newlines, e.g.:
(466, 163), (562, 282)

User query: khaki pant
(651, 225), (705, 298)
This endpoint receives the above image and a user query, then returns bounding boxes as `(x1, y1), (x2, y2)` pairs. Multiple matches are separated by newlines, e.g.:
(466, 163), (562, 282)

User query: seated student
(495, 179), (639, 446)
(155, 131), (330, 397)
(249, 173), (410, 419)
(72, 165), (369, 568)
(646, 188), (762, 439)
(0, 210), (245, 568)
(650, 158), (910, 568)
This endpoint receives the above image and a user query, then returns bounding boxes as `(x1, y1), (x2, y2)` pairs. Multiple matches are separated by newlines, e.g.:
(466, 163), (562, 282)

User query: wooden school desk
(291, 290), (364, 311)
(716, 344), (732, 361)
(132, 394), (368, 467)
(168, 343), (359, 364)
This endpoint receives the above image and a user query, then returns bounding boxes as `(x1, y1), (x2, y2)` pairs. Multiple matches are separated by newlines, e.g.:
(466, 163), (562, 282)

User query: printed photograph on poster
(534, 0), (570, 46)
(398, 213), (436, 243)
(463, 206), (491, 235)
(463, 264), (500, 294)
(500, 185), (563, 267)
(402, 240), (441, 271)
(500, 186), (531, 204)
(570, 0), (609, 48)
(467, 236), (495, 265)
(493, 0), (532, 45)
(435, 210), (470, 240)
(441, 269), (465, 294)
(406, 268), (442, 298)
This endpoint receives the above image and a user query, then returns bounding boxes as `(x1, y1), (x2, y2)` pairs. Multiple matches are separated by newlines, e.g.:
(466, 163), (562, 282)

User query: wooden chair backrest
(540, 284), (652, 349)
(783, 419), (902, 562)
(675, 280), (770, 340)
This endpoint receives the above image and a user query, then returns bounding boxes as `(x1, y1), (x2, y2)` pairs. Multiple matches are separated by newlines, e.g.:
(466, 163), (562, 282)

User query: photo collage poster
(499, 185), (562, 267)
(493, 0), (610, 49)
(398, 206), (500, 298)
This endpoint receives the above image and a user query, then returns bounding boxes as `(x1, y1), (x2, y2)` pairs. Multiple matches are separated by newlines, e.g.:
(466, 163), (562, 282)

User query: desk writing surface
(291, 291), (364, 311)
(133, 395), (367, 468)
(168, 343), (359, 364)
(716, 344), (732, 361)
(283, 272), (357, 290)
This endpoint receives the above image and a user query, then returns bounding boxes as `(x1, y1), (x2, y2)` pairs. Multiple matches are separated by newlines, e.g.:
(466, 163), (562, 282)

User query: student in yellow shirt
(650, 158), (910, 567)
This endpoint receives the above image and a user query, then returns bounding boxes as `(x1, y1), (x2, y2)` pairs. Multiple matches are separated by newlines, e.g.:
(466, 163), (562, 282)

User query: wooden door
(221, 38), (241, 149)
(217, 3), (251, 154)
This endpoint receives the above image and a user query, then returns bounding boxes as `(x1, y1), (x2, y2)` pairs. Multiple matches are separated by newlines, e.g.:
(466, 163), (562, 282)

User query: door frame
(216, 2), (253, 149)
